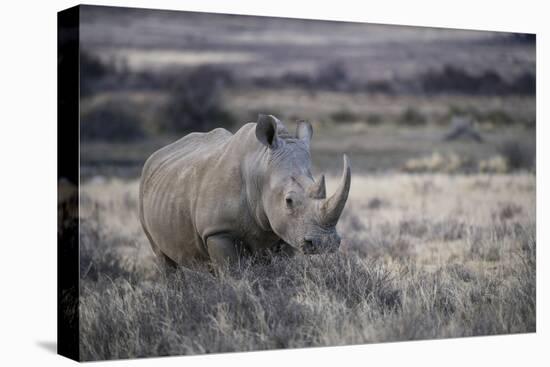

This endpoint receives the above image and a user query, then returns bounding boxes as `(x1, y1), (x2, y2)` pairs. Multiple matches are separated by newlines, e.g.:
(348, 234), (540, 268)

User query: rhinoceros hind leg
(152, 250), (178, 275)
(160, 251), (178, 268)
(206, 234), (238, 266)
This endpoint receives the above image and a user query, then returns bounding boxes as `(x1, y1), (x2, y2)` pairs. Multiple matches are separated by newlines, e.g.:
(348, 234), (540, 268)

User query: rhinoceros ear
(296, 120), (313, 146)
(256, 114), (281, 149)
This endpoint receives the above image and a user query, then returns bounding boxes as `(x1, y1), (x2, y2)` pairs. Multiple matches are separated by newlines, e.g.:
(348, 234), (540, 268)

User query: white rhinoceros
(139, 114), (351, 267)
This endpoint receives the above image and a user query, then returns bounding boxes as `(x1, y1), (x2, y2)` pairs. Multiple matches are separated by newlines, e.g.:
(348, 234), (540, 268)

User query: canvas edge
(57, 4), (81, 362)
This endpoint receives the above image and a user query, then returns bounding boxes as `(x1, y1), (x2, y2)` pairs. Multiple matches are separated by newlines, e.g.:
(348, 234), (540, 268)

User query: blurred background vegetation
(79, 5), (535, 178)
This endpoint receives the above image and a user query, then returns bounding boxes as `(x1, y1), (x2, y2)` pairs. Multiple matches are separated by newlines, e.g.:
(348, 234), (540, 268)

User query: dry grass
(78, 173), (535, 361)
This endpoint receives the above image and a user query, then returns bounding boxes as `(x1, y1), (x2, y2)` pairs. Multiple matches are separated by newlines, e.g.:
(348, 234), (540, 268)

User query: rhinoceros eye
(285, 197), (293, 207)
(285, 191), (300, 209)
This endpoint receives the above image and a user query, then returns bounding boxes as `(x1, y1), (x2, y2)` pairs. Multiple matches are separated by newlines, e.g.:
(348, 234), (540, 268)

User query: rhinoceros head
(255, 114), (351, 254)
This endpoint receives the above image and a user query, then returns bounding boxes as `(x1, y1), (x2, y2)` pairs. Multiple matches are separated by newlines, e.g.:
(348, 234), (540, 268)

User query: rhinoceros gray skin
(139, 114), (351, 267)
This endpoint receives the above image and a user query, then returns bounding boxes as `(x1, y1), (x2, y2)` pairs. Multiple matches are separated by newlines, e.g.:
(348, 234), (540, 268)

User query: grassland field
(77, 172), (535, 360)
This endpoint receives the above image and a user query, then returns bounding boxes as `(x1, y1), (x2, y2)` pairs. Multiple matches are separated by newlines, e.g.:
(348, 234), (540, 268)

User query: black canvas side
(57, 5), (80, 362)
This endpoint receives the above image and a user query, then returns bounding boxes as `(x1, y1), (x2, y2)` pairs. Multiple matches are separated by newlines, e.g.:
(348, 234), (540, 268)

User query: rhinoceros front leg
(274, 241), (297, 257)
(206, 234), (239, 266)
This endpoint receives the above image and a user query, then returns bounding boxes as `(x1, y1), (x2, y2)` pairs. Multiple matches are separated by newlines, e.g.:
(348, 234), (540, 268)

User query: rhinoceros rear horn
(308, 174), (326, 199)
(320, 154), (351, 225)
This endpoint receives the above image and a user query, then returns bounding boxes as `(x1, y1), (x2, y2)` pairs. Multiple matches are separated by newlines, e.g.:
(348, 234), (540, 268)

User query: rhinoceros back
(139, 128), (234, 265)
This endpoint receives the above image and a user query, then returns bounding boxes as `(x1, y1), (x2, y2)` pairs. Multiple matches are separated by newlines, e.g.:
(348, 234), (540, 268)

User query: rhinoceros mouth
(301, 236), (340, 255)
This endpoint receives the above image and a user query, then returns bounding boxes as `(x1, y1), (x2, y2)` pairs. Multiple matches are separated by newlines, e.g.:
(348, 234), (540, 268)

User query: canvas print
(58, 5), (536, 362)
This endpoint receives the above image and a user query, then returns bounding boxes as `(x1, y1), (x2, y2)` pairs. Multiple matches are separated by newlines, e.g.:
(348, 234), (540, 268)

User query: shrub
(398, 107), (427, 126)
(508, 33), (536, 44)
(366, 113), (383, 125)
(446, 106), (519, 127)
(402, 152), (466, 173)
(513, 72), (536, 95)
(421, 65), (481, 94)
(483, 110), (514, 126)
(498, 140), (535, 171)
(280, 72), (316, 89)
(80, 51), (110, 97)
(81, 101), (145, 142)
(479, 155), (508, 173)
(161, 66), (236, 133)
(365, 80), (393, 94)
(80, 51), (108, 80)
(420, 64), (535, 96)
(330, 109), (358, 123)
(316, 61), (349, 91)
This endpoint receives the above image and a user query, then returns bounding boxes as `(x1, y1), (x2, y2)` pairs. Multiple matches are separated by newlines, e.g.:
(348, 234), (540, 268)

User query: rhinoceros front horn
(320, 154), (351, 226)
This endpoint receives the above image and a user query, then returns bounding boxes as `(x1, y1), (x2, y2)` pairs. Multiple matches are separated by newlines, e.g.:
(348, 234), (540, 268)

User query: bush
(507, 33), (536, 44)
(483, 110), (514, 126)
(81, 102), (145, 142)
(422, 65), (478, 94)
(479, 156), (508, 173)
(402, 152), (467, 173)
(498, 141), (535, 171)
(398, 107), (427, 126)
(316, 61), (349, 91)
(80, 51), (110, 97)
(366, 113), (383, 125)
(330, 109), (358, 123)
(513, 72), (536, 95)
(161, 66), (236, 133)
(365, 80), (393, 94)
(420, 64), (535, 96)
(279, 72), (316, 89)
(252, 61), (393, 94)
(446, 106), (519, 127)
